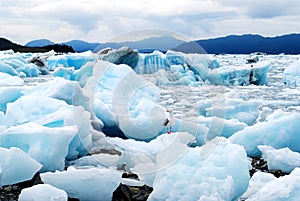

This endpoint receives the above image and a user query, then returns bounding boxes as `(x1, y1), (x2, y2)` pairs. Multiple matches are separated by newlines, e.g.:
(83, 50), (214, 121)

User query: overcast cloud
(0, 0), (299, 44)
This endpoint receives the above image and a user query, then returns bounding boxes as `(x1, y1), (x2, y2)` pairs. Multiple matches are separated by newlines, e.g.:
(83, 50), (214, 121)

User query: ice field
(0, 48), (300, 200)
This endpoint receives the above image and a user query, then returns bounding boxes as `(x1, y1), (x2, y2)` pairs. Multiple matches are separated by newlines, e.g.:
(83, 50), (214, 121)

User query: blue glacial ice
(198, 116), (247, 139)
(283, 60), (300, 86)
(134, 50), (213, 81)
(0, 122), (77, 172)
(195, 97), (262, 125)
(19, 184), (68, 201)
(41, 166), (122, 201)
(240, 172), (276, 200)
(3, 95), (92, 159)
(258, 145), (300, 173)
(207, 61), (271, 86)
(230, 109), (300, 157)
(0, 54), (41, 77)
(47, 51), (97, 70)
(246, 168), (300, 201)
(0, 72), (24, 86)
(0, 87), (23, 113)
(147, 137), (249, 201)
(0, 147), (42, 186)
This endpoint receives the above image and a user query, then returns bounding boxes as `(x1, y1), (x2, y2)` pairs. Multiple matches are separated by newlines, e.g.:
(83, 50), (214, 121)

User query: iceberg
(207, 61), (271, 86)
(154, 65), (204, 86)
(47, 51), (97, 70)
(3, 95), (92, 159)
(246, 168), (300, 201)
(198, 116), (247, 140)
(19, 184), (68, 201)
(283, 60), (300, 86)
(195, 98), (262, 125)
(67, 153), (120, 169)
(147, 137), (249, 201)
(41, 167), (122, 201)
(258, 145), (300, 173)
(0, 147), (42, 186)
(134, 50), (210, 80)
(0, 87), (23, 112)
(99, 46), (139, 68)
(240, 172), (276, 200)
(0, 72), (24, 86)
(230, 110), (300, 157)
(0, 122), (77, 172)
(0, 54), (41, 77)
(24, 77), (90, 110)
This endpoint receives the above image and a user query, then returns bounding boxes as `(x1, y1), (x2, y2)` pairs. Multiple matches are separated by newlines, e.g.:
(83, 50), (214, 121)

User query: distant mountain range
(2, 33), (300, 54)
(0, 38), (74, 53)
(25, 36), (185, 53)
(174, 34), (300, 54)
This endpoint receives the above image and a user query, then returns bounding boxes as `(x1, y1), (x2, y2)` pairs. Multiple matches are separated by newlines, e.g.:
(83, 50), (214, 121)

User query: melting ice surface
(0, 50), (299, 200)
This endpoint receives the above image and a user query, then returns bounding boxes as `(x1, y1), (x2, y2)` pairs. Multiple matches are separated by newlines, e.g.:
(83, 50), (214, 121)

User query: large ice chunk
(0, 87), (23, 112)
(240, 172), (276, 200)
(283, 60), (300, 86)
(154, 65), (204, 86)
(147, 137), (249, 201)
(41, 167), (122, 201)
(0, 54), (40, 77)
(19, 184), (68, 201)
(24, 77), (89, 109)
(230, 110), (300, 157)
(47, 51), (97, 70)
(3, 96), (92, 159)
(198, 116), (247, 139)
(0, 122), (77, 172)
(0, 147), (42, 186)
(258, 145), (300, 173)
(207, 61), (270, 86)
(0, 72), (24, 86)
(196, 98), (262, 125)
(246, 168), (300, 201)
(99, 46), (139, 68)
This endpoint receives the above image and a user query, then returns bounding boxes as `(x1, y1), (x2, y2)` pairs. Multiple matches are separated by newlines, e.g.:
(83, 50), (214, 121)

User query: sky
(0, 0), (300, 45)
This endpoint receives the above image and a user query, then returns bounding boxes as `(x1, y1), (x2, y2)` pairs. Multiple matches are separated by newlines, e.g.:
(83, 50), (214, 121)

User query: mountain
(94, 36), (185, 53)
(173, 34), (300, 54)
(26, 36), (185, 52)
(0, 38), (74, 53)
(26, 39), (55, 47)
(62, 40), (100, 52)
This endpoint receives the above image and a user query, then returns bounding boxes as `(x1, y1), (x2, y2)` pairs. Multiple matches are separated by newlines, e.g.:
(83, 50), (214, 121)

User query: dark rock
(99, 47), (139, 68)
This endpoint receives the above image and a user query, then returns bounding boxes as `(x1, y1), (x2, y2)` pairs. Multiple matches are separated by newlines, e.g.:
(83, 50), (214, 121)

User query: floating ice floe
(283, 60), (300, 86)
(0, 72), (24, 86)
(207, 61), (271, 86)
(134, 50), (212, 80)
(3, 95), (92, 159)
(230, 109), (300, 157)
(198, 116), (247, 139)
(195, 98), (262, 125)
(0, 54), (41, 77)
(0, 122), (77, 172)
(154, 65), (204, 86)
(47, 51), (97, 70)
(0, 147), (42, 186)
(19, 184), (68, 201)
(41, 166), (122, 201)
(240, 172), (276, 200)
(246, 168), (300, 201)
(147, 137), (249, 201)
(0, 86), (23, 113)
(99, 46), (139, 68)
(258, 145), (300, 173)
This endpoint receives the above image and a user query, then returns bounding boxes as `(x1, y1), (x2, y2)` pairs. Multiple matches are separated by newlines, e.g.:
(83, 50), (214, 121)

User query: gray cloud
(1, 0), (299, 44)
